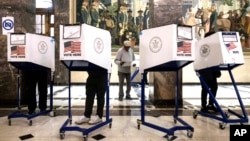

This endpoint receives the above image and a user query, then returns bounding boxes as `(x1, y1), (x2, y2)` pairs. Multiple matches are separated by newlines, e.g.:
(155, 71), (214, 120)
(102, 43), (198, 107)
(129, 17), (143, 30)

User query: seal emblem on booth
(38, 41), (48, 54)
(149, 36), (162, 53)
(94, 37), (104, 54)
(200, 44), (210, 57)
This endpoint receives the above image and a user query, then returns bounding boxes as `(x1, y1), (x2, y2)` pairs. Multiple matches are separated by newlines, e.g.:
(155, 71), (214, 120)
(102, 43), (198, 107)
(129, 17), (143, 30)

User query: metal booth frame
(59, 60), (112, 141)
(137, 60), (194, 141)
(193, 64), (249, 129)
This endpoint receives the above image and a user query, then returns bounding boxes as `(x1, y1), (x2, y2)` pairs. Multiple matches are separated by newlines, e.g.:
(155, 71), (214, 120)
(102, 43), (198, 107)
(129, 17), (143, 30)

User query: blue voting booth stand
(7, 33), (55, 126)
(137, 24), (195, 140)
(59, 24), (112, 141)
(193, 31), (248, 129)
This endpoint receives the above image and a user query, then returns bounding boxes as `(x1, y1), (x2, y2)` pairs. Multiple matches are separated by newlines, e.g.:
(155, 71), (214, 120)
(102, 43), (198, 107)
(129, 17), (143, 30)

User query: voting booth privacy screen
(193, 31), (244, 70)
(7, 33), (55, 71)
(59, 24), (111, 72)
(139, 24), (195, 72)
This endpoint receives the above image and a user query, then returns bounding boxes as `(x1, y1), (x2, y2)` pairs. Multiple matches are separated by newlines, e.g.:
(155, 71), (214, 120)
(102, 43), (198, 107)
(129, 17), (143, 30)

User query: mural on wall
(182, 0), (250, 49)
(75, 0), (250, 49)
(76, 0), (149, 45)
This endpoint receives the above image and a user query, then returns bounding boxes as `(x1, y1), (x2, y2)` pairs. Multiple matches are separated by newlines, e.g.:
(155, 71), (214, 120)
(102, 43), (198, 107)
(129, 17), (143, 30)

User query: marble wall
(0, 0), (70, 106)
(0, 0), (36, 105)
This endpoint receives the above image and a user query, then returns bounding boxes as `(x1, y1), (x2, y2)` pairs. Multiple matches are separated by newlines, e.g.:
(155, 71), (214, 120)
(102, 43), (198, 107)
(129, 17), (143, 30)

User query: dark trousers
(118, 71), (131, 98)
(201, 78), (218, 108)
(84, 78), (106, 118)
(24, 70), (48, 113)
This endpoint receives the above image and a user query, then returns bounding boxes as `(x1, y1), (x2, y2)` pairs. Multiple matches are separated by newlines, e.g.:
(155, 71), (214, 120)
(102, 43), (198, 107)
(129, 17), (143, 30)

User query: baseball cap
(124, 40), (131, 47)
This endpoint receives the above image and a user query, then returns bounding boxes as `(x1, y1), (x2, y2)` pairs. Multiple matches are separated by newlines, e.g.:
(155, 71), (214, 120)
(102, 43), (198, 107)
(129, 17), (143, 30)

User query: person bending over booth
(200, 31), (221, 113)
(75, 70), (107, 125)
(23, 70), (49, 115)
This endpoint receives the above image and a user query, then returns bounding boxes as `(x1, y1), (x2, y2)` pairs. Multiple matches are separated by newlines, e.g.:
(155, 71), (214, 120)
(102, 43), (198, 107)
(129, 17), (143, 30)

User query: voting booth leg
(8, 69), (54, 126)
(193, 68), (248, 129)
(59, 70), (112, 140)
(137, 71), (194, 140)
(130, 67), (140, 86)
(8, 70), (29, 125)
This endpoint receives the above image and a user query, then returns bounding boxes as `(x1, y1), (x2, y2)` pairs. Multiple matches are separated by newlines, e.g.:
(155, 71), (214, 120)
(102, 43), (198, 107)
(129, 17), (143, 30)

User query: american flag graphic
(177, 41), (191, 53)
(225, 42), (237, 51)
(11, 46), (17, 55)
(64, 41), (81, 53)
(11, 46), (25, 55)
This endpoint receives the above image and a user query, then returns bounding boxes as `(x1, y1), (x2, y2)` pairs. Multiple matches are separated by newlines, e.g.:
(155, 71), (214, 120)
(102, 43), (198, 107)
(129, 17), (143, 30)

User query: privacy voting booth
(138, 24), (195, 139)
(7, 33), (55, 125)
(59, 24), (112, 140)
(193, 31), (248, 129)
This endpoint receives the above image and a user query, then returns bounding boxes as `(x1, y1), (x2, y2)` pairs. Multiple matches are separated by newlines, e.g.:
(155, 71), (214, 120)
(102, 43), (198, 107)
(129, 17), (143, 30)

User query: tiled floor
(0, 84), (250, 141)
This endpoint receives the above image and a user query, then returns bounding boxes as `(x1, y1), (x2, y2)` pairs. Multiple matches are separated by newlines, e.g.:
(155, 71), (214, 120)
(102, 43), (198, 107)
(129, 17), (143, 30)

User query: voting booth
(59, 24), (111, 72)
(7, 33), (55, 71)
(7, 33), (55, 125)
(193, 31), (244, 71)
(59, 24), (112, 140)
(140, 24), (195, 72)
(193, 31), (248, 129)
(137, 24), (195, 139)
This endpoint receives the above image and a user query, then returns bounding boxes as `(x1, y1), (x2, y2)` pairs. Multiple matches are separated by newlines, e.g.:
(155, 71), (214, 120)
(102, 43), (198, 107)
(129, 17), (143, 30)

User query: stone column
(53, 0), (70, 85)
(148, 0), (183, 106)
(0, 0), (36, 105)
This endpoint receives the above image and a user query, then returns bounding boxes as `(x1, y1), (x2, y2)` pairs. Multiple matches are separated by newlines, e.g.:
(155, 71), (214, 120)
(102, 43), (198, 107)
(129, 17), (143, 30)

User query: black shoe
(200, 107), (208, 113)
(125, 96), (132, 100)
(118, 97), (123, 101)
(207, 105), (218, 112)
(28, 111), (36, 115)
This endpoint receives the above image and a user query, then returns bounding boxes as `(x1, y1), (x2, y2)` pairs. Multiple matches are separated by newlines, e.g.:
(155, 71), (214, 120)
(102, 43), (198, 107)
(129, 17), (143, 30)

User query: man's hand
(120, 61), (125, 65)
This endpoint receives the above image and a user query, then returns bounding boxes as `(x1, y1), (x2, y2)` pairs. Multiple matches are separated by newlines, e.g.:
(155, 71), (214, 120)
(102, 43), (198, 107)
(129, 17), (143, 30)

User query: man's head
(123, 40), (131, 51)
(138, 10), (143, 15)
(127, 9), (132, 14)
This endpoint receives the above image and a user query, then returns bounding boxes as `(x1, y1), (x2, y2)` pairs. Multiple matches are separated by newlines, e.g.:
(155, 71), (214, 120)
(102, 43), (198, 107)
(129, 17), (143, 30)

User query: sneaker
(88, 115), (102, 125)
(125, 95), (132, 100)
(207, 105), (218, 112)
(75, 115), (90, 125)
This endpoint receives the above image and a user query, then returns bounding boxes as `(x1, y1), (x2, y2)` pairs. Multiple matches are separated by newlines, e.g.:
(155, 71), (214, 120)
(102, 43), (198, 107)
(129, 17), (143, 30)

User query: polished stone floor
(0, 84), (250, 141)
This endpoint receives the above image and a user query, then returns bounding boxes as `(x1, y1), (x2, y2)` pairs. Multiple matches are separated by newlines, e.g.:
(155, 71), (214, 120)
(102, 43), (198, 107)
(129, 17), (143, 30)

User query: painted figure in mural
(245, 10), (250, 36)
(105, 14), (115, 33)
(136, 9), (144, 32)
(117, 3), (128, 45)
(127, 9), (134, 25)
(244, 10), (250, 48)
(81, 1), (91, 25)
(143, 3), (150, 29)
(185, 7), (197, 26)
(195, 7), (210, 37)
(209, 4), (218, 32)
(90, 1), (99, 27)
(240, 0), (250, 19)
